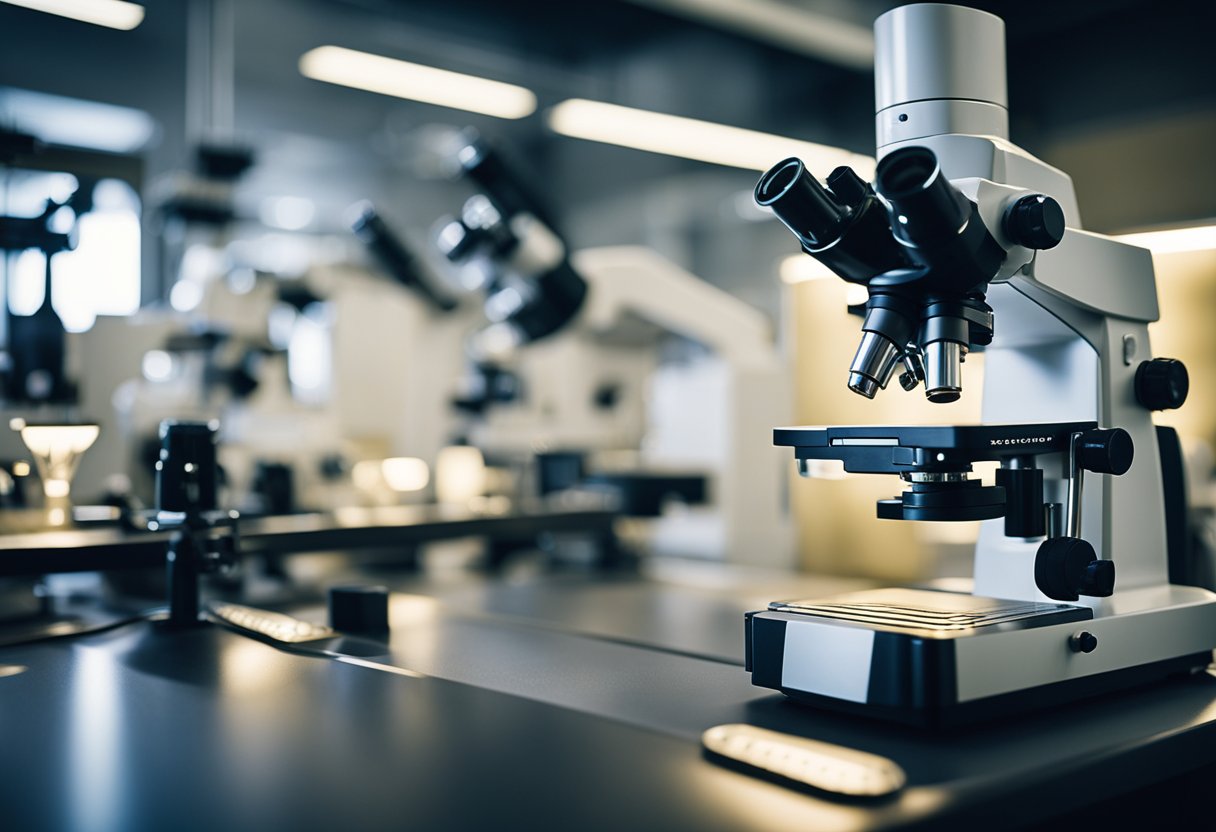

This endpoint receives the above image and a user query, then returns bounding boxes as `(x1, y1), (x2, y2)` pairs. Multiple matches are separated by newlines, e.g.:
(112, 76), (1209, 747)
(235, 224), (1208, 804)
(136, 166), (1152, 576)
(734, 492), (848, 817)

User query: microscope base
(746, 587), (1216, 727)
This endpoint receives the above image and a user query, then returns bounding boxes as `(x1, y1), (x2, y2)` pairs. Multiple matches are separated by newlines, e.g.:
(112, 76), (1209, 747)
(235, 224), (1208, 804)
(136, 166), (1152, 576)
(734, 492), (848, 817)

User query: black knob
(1135, 358), (1189, 411)
(1069, 631), (1098, 653)
(1075, 428), (1134, 476)
(329, 585), (390, 637)
(1004, 194), (1065, 250)
(1035, 536), (1116, 601)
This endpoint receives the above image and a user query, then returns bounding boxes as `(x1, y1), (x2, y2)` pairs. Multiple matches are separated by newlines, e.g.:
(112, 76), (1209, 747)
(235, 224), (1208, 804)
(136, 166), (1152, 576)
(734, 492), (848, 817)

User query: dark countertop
(0, 503), (618, 576)
(2, 566), (1215, 831)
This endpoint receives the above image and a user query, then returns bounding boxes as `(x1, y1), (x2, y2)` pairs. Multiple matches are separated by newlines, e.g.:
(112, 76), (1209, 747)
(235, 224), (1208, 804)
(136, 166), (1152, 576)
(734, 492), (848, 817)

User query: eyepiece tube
(455, 136), (560, 232)
(875, 147), (970, 243)
(351, 203), (457, 312)
(754, 157), (848, 250)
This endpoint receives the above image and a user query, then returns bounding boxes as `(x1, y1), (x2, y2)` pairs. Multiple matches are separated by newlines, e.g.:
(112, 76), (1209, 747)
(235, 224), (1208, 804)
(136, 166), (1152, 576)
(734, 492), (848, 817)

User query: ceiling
(0, 0), (1212, 311)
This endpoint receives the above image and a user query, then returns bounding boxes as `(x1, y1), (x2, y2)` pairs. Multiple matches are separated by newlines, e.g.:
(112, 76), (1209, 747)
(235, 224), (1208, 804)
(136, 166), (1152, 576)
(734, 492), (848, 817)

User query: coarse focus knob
(1035, 536), (1115, 601)
(1075, 428), (1134, 476)
(1135, 358), (1189, 411)
(1004, 194), (1065, 250)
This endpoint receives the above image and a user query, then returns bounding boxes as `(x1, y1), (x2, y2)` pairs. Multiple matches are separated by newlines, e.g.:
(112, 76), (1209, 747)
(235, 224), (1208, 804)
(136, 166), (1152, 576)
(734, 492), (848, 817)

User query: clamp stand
(147, 420), (239, 628)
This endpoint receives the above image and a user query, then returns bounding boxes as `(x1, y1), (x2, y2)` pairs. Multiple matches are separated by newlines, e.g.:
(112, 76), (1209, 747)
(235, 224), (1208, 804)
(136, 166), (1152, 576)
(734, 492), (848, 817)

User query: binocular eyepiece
(758, 145), (1010, 403)
(438, 134), (589, 349)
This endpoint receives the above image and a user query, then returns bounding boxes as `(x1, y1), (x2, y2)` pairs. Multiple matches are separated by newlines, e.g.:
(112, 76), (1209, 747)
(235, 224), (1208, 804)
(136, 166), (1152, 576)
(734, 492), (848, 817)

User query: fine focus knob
(329, 585), (390, 637)
(1075, 428), (1134, 476)
(1135, 358), (1189, 411)
(1004, 194), (1066, 250)
(1035, 536), (1116, 601)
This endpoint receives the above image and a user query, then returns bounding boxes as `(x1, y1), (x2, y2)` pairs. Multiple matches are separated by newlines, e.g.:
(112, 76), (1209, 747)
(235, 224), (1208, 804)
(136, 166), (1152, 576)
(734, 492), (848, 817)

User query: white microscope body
(438, 136), (793, 566)
(478, 245), (792, 565)
(745, 3), (1216, 725)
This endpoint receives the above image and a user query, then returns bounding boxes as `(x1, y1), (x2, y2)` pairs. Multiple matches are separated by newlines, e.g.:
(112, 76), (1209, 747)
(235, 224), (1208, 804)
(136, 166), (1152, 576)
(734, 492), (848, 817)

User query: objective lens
(923, 341), (964, 403)
(848, 331), (903, 399)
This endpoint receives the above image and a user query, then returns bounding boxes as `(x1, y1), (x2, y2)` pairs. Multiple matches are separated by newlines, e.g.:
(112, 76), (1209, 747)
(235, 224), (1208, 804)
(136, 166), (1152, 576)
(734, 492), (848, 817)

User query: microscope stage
(767, 587), (1089, 636)
(774, 422), (1097, 474)
(746, 587), (1213, 727)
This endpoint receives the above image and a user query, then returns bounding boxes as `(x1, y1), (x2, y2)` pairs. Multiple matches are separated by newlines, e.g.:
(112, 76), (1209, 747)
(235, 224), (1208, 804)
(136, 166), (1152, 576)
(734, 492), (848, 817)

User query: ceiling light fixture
(299, 46), (537, 120)
(1, 0), (144, 30)
(547, 98), (875, 177)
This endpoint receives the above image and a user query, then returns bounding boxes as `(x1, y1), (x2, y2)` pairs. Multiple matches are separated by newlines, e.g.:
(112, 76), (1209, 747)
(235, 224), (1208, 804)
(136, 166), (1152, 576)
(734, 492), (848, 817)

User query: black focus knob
(1035, 536), (1116, 601)
(1135, 358), (1189, 411)
(1069, 631), (1098, 653)
(1004, 194), (1066, 250)
(1075, 428), (1134, 476)
(329, 585), (390, 637)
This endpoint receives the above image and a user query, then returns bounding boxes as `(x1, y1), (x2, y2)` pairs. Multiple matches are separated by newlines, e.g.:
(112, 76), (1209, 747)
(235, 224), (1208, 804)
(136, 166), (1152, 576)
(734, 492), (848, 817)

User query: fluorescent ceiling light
(299, 46), (536, 120)
(547, 98), (875, 177)
(621, 0), (874, 70)
(1114, 223), (1216, 254)
(1, 0), (144, 30)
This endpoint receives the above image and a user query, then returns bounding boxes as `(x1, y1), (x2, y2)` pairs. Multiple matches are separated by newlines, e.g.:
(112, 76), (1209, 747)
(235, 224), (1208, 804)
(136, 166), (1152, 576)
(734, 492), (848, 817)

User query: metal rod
(1045, 502), (1063, 538)
(1065, 432), (1084, 538)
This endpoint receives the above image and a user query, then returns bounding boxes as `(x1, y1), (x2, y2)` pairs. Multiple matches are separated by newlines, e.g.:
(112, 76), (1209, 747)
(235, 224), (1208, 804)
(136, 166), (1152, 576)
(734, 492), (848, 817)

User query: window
(3, 171), (141, 333)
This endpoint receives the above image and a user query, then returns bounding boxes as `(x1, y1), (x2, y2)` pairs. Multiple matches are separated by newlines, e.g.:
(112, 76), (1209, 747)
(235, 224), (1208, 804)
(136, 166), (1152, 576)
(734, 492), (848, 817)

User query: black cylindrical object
(329, 585), (390, 637)
(876, 146), (971, 244)
(503, 261), (588, 344)
(754, 157), (848, 250)
(1035, 536), (1115, 601)
(826, 165), (869, 208)
(156, 420), (218, 514)
(165, 531), (202, 627)
(1004, 194), (1066, 250)
(873, 146), (1005, 295)
(1135, 358), (1189, 411)
(996, 466), (1046, 538)
(454, 136), (560, 233)
(1076, 428), (1134, 476)
(756, 159), (910, 283)
(350, 203), (456, 312)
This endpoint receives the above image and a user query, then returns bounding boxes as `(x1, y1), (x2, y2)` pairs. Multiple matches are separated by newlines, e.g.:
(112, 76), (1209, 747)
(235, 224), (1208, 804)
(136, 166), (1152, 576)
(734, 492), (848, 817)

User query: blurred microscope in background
(97, 143), (482, 519)
(0, 127), (112, 531)
(434, 132), (793, 565)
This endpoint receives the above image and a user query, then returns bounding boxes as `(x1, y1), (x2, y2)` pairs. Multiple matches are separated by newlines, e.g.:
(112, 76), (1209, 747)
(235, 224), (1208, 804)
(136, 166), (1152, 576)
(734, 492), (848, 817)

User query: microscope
(436, 135), (791, 564)
(745, 3), (1216, 725)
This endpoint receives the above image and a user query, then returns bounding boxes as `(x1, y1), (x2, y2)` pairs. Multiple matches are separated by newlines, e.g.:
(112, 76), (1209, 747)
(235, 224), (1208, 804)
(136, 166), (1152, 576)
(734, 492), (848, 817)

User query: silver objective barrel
(874, 4), (1009, 149)
(923, 341), (963, 403)
(848, 332), (903, 399)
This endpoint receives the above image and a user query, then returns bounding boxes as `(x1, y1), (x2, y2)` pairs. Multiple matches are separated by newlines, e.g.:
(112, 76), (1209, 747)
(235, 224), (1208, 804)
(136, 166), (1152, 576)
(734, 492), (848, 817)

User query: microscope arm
(570, 246), (780, 370)
(1017, 230), (1158, 323)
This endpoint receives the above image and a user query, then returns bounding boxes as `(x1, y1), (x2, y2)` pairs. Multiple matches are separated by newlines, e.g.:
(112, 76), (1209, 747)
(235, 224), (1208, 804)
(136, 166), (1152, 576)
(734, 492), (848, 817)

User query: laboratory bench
(1, 559), (1215, 831)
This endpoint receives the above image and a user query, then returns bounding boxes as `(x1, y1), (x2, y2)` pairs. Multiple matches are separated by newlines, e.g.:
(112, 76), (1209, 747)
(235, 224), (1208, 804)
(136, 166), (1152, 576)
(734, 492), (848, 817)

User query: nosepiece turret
(756, 145), (1061, 404)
